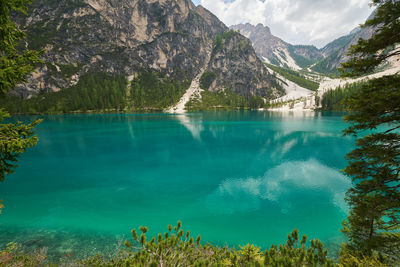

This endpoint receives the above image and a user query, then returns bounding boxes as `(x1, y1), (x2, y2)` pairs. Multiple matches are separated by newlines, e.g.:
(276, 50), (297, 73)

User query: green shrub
(79, 222), (334, 266)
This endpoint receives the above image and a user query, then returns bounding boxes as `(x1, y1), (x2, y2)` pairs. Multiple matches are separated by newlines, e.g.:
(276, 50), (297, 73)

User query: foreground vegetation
(339, 0), (400, 263)
(0, 222), (335, 266)
(1, 221), (390, 266)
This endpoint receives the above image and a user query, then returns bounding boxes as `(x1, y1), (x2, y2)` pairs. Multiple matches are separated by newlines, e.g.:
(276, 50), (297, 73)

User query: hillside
(7, 0), (283, 112)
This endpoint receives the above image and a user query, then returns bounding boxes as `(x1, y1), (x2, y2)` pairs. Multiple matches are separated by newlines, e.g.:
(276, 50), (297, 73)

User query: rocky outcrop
(207, 31), (284, 98)
(14, 0), (282, 100)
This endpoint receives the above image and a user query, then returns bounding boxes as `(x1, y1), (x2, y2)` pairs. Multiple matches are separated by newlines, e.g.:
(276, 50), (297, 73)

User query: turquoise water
(0, 111), (354, 258)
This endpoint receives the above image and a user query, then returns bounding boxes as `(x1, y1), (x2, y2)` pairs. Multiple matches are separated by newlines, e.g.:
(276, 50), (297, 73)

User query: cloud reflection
(206, 159), (351, 214)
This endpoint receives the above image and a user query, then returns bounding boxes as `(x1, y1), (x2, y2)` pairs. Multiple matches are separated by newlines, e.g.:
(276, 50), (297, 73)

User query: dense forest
(0, 73), (128, 114)
(0, 70), (271, 114)
(319, 82), (364, 111)
(128, 71), (190, 110)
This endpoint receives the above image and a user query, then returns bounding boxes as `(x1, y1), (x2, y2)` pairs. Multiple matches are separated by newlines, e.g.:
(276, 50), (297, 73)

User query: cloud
(196, 0), (373, 48)
(205, 159), (352, 214)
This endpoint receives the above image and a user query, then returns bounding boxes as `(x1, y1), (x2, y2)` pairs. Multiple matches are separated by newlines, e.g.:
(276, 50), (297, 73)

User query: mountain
(231, 18), (375, 75)
(12, 0), (283, 107)
(311, 26), (375, 74)
(230, 23), (323, 70)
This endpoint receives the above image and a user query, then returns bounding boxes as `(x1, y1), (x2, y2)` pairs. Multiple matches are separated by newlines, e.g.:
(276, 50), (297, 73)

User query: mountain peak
(14, 0), (283, 101)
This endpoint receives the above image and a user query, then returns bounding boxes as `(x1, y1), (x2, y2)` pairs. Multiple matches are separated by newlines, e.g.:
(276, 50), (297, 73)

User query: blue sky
(191, 0), (373, 48)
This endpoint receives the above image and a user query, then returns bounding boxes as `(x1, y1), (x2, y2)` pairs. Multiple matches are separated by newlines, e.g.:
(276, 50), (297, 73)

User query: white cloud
(197, 0), (373, 48)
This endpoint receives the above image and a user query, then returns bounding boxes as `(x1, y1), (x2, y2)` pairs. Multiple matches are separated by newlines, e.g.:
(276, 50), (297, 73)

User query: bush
(0, 222), (338, 266)
(79, 222), (335, 266)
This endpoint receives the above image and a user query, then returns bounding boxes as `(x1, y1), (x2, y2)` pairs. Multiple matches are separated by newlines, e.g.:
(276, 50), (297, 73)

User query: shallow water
(0, 111), (354, 259)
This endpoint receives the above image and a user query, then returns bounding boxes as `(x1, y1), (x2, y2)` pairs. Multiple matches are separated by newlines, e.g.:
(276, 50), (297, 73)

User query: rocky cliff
(14, 0), (282, 102)
(207, 30), (282, 98)
(230, 23), (323, 70)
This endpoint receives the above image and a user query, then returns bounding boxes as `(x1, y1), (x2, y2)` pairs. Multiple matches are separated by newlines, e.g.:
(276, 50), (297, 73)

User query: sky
(191, 0), (373, 48)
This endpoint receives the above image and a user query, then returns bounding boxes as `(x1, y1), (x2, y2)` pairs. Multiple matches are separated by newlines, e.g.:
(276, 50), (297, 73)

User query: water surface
(0, 111), (353, 258)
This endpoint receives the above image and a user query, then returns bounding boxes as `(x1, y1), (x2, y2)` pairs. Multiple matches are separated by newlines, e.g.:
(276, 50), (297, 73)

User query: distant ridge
(230, 17), (375, 75)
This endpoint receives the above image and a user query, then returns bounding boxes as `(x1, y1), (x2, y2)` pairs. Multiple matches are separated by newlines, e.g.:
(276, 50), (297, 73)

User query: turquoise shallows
(0, 111), (354, 256)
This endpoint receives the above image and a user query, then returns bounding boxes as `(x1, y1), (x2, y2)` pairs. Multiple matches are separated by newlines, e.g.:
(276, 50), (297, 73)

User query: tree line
(319, 82), (365, 111)
(186, 89), (266, 111)
(0, 73), (128, 114)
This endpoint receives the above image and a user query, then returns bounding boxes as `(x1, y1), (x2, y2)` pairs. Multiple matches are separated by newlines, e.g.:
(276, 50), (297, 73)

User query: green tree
(339, 0), (400, 263)
(0, 0), (42, 96)
(0, 0), (43, 211)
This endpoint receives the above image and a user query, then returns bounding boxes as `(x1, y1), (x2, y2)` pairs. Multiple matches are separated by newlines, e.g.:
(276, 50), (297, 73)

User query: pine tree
(339, 0), (400, 262)
(0, 0), (43, 212)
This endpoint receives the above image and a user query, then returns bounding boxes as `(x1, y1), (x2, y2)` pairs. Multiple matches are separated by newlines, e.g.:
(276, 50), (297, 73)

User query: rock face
(207, 30), (283, 98)
(230, 23), (323, 70)
(15, 0), (282, 100)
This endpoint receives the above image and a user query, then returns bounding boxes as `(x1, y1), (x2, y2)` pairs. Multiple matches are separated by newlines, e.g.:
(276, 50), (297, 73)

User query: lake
(0, 111), (354, 259)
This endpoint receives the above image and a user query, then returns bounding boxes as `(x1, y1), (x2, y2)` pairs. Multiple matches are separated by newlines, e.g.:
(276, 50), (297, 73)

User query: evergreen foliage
(340, 0), (400, 77)
(0, 0), (43, 96)
(186, 90), (266, 111)
(264, 63), (320, 91)
(1, 222), (338, 266)
(339, 0), (400, 263)
(0, 73), (128, 114)
(0, 0), (42, 208)
(320, 82), (364, 111)
(129, 71), (189, 110)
